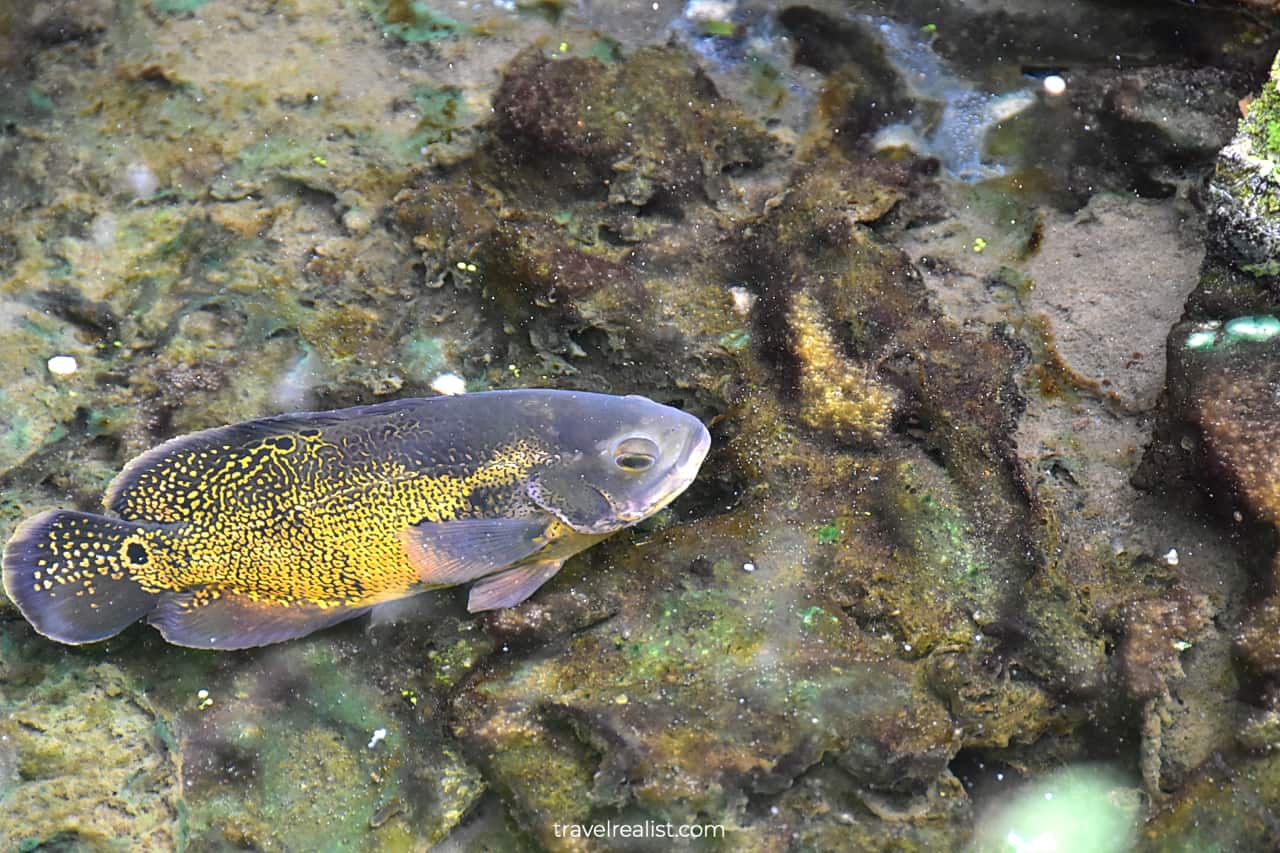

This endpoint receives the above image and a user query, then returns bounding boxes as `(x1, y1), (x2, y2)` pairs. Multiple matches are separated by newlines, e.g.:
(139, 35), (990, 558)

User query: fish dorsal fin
(400, 518), (549, 586)
(467, 559), (565, 612)
(147, 589), (371, 649)
(104, 399), (432, 522)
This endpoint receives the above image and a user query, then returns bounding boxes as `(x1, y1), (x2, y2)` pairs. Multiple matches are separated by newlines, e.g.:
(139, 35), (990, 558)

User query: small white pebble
(47, 355), (78, 377)
(742, 562), (755, 573)
(1043, 74), (1066, 96)
(728, 285), (756, 317)
(196, 688), (209, 699)
(1162, 548), (1179, 566)
(368, 728), (387, 748)
(430, 373), (467, 396)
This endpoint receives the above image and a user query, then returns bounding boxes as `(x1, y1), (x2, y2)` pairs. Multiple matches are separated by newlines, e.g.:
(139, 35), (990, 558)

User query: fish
(2, 389), (710, 650)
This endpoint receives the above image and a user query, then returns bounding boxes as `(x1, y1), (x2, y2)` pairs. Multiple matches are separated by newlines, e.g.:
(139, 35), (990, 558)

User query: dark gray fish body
(2, 390), (711, 649)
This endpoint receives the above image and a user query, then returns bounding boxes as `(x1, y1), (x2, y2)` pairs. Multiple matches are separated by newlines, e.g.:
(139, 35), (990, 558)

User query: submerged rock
(0, 662), (179, 851)
(452, 501), (966, 849)
(1131, 33), (1280, 814)
(1212, 52), (1280, 268)
(492, 45), (775, 208)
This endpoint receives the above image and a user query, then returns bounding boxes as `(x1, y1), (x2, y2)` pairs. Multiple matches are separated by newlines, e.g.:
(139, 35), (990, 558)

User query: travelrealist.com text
(553, 821), (727, 840)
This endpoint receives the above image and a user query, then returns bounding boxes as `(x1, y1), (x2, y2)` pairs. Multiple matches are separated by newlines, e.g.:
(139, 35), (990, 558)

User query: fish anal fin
(400, 518), (548, 586)
(147, 589), (370, 650)
(467, 559), (564, 612)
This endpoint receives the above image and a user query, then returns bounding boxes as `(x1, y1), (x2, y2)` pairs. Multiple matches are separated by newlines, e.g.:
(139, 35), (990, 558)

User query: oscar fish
(2, 389), (710, 650)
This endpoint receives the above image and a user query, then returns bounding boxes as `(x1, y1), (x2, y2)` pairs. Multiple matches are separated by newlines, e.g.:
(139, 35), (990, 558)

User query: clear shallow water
(869, 15), (1036, 180)
(0, 1), (1278, 850)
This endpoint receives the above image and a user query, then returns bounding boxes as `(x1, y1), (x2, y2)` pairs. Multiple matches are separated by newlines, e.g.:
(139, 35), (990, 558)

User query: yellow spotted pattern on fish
(2, 390), (712, 649)
(117, 435), (552, 603)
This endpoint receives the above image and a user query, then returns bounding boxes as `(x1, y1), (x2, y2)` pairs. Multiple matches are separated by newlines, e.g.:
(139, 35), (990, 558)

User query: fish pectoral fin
(400, 518), (549, 585)
(147, 589), (370, 650)
(466, 559), (565, 612)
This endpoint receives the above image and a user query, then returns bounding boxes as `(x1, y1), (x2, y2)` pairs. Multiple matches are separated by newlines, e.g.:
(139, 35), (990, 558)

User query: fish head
(525, 392), (711, 535)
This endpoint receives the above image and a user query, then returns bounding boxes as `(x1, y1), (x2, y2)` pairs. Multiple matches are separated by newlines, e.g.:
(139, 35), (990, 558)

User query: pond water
(3, 1), (1280, 850)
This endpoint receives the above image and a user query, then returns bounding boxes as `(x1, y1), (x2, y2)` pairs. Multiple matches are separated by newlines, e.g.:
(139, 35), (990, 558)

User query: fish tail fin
(3, 510), (167, 644)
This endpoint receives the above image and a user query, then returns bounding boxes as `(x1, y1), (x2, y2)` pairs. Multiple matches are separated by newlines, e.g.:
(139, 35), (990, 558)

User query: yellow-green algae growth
(0, 664), (179, 851)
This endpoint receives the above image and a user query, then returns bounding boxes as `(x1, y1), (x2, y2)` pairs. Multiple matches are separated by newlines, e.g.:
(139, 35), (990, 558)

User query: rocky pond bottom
(4, 0), (1280, 850)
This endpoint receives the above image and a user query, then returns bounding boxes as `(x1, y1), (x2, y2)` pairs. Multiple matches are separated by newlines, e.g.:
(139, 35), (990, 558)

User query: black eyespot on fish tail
(2, 510), (163, 644)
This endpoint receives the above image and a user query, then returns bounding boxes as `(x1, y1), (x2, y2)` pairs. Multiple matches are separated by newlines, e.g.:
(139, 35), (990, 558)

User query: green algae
(236, 137), (320, 176)
(398, 334), (449, 382)
(700, 19), (737, 37)
(586, 36), (623, 65)
(1209, 54), (1280, 268)
(25, 86), (54, 112)
(153, 0), (211, 13)
(410, 85), (462, 141)
(717, 328), (751, 350)
(367, 0), (463, 42)
(453, 503), (963, 845)
(1243, 53), (1280, 160)
(816, 521), (844, 545)
(0, 664), (179, 851)
(863, 455), (1007, 655)
(151, 634), (486, 850)
(884, 458), (993, 582)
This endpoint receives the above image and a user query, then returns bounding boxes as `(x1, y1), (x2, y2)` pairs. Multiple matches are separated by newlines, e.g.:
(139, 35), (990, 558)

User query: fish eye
(613, 436), (659, 472)
(616, 453), (654, 472)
